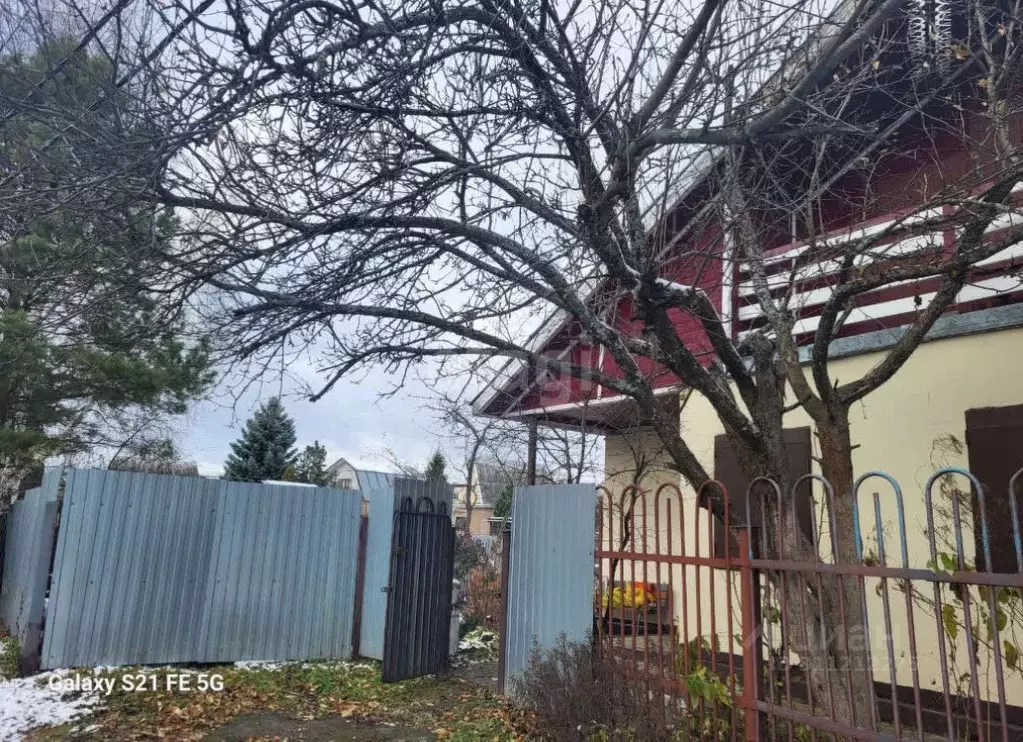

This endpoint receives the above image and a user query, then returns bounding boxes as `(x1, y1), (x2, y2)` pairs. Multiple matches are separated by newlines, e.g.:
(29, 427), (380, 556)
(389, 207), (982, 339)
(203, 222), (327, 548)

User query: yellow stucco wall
(603, 324), (1023, 703)
(453, 483), (498, 537)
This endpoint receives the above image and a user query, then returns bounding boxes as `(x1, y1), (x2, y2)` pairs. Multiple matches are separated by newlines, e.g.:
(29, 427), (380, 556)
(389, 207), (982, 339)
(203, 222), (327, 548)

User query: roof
(357, 469), (401, 491)
(473, 461), (553, 507)
(325, 456), (424, 491)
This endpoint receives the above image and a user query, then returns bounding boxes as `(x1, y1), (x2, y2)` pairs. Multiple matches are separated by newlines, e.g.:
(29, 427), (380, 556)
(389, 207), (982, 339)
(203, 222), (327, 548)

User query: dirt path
(203, 712), (436, 741)
(452, 661), (500, 693)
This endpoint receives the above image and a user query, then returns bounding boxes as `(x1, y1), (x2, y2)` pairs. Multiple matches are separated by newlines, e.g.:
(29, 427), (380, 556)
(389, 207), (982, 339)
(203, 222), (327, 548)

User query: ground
(16, 660), (534, 742)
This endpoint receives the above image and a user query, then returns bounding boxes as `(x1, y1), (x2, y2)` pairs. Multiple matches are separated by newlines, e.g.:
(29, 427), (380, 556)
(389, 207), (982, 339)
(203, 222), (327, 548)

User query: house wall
(469, 506), (494, 537)
(452, 485), (496, 537)
(603, 323), (1023, 703)
(329, 461), (360, 491)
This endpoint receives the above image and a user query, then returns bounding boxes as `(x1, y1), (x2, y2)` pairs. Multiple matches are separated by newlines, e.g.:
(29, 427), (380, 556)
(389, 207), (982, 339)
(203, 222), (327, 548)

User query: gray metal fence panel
(359, 486), (395, 660)
(40, 469), (362, 669)
(0, 468), (61, 664)
(503, 483), (596, 694)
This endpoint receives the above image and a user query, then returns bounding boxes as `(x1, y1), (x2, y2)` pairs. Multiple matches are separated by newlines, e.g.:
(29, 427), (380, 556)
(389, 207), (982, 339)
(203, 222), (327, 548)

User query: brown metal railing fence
(595, 466), (1023, 741)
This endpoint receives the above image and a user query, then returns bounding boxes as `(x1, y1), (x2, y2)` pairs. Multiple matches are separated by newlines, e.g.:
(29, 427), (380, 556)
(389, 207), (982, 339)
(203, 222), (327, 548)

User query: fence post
(351, 506), (369, 658)
(497, 522), (511, 694)
(738, 529), (762, 742)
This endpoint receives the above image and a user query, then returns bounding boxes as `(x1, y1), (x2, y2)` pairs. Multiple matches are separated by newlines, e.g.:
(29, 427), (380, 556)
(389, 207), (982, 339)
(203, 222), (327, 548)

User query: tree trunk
(808, 412), (876, 732)
(735, 358), (875, 733)
(760, 465), (875, 733)
(639, 350), (876, 733)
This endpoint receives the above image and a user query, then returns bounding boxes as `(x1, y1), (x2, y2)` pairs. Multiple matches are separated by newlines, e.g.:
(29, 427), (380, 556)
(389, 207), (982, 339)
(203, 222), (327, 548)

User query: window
(337, 478), (353, 490)
(965, 405), (1023, 573)
(712, 427), (813, 557)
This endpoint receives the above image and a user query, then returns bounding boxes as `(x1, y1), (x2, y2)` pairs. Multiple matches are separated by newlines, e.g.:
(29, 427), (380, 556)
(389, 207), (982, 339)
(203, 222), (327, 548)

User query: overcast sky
(178, 362), (449, 479)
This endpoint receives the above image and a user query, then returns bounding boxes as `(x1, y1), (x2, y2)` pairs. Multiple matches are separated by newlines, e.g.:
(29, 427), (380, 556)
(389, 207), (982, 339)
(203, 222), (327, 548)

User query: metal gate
(381, 494), (455, 682)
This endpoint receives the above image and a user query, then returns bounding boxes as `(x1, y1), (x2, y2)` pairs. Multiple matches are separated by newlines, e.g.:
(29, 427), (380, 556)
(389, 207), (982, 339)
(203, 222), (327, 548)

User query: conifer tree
(295, 441), (329, 485)
(424, 451), (447, 481)
(223, 398), (297, 481)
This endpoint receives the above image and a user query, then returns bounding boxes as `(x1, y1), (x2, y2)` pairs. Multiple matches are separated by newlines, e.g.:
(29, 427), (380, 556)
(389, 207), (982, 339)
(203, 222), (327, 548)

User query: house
(473, 3), (1023, 721)
(452, 461), (521, 536)
(452, 461), (555, 535)
(324, 457), (419, 492)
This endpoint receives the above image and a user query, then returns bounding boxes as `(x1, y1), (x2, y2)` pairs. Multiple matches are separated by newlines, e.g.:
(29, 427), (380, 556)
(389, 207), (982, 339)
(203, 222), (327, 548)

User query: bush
(458, 615), (481, 639)
(0, 635), (21, 679)
(453, 531), (487, 580)
(511, 634), (677, 741)
(464, 564), (501, 630)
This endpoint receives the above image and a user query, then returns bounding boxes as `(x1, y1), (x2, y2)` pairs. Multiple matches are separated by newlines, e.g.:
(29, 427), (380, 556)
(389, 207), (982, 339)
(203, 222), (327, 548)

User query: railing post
(738, 529), (762, 741)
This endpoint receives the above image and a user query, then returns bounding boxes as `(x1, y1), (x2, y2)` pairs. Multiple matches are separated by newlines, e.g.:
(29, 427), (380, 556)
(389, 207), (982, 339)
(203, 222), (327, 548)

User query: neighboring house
(324, 457), (420, 492)
(452, 461), (552, 536)
(472, 7), (1023, 712)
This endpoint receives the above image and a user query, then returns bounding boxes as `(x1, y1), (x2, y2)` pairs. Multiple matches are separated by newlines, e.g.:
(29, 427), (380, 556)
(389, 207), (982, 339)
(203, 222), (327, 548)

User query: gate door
(382, 495), (455, 682)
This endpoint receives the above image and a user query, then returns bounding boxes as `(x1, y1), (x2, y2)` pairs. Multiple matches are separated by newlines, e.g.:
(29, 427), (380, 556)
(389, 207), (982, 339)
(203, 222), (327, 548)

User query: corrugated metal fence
(503, 483), (596, 694)
(359, 485), (395, 660)
(40, 469), (363, 669)
(0, 468), (61, 671)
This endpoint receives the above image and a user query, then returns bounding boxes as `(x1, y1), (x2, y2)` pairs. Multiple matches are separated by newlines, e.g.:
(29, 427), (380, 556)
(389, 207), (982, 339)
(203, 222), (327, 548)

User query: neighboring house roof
(356, 469), (401, 491)
(325, 456), (423, 491)
(261, 480), (318, 488)
(473, 461), (552, 507)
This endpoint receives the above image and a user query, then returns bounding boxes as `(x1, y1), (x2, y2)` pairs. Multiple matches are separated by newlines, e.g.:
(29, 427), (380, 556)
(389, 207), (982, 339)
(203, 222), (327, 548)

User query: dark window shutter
(964, 405), (1023, 574)
(712, 428), (813, 557)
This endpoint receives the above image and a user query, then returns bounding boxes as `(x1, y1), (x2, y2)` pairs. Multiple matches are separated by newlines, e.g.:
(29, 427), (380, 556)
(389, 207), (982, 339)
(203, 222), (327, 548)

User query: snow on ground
(458, 628), (496, 651)
(0, 671), (104, 741)
(232, 659), (377, 672)
(233, 660), (285, 671)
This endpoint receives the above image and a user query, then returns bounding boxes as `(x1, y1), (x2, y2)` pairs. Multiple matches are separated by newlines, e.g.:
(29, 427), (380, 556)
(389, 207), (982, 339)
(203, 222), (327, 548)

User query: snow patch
(232, 659), (376, 673)
(232, 660), (285, 671)
(0, 672), (103, 741)
(458, 628), (497, 651)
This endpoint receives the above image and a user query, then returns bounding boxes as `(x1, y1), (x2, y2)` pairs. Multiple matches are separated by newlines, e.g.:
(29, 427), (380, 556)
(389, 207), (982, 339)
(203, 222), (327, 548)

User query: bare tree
(13, 0), (1023, 725)
(431, 388), (598, 533)
(534, 416), (601, 485)
(431, 395), (516, 534)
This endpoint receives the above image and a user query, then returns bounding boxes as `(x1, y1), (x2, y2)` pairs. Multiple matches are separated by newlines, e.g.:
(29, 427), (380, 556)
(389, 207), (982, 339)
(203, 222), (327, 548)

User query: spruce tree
(295, 441), (329, 485)
(424, 450), (447, 481)
(493, 483), (513, 518)
(0, 40), (212, 506)
(223, 397), (297, 481)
